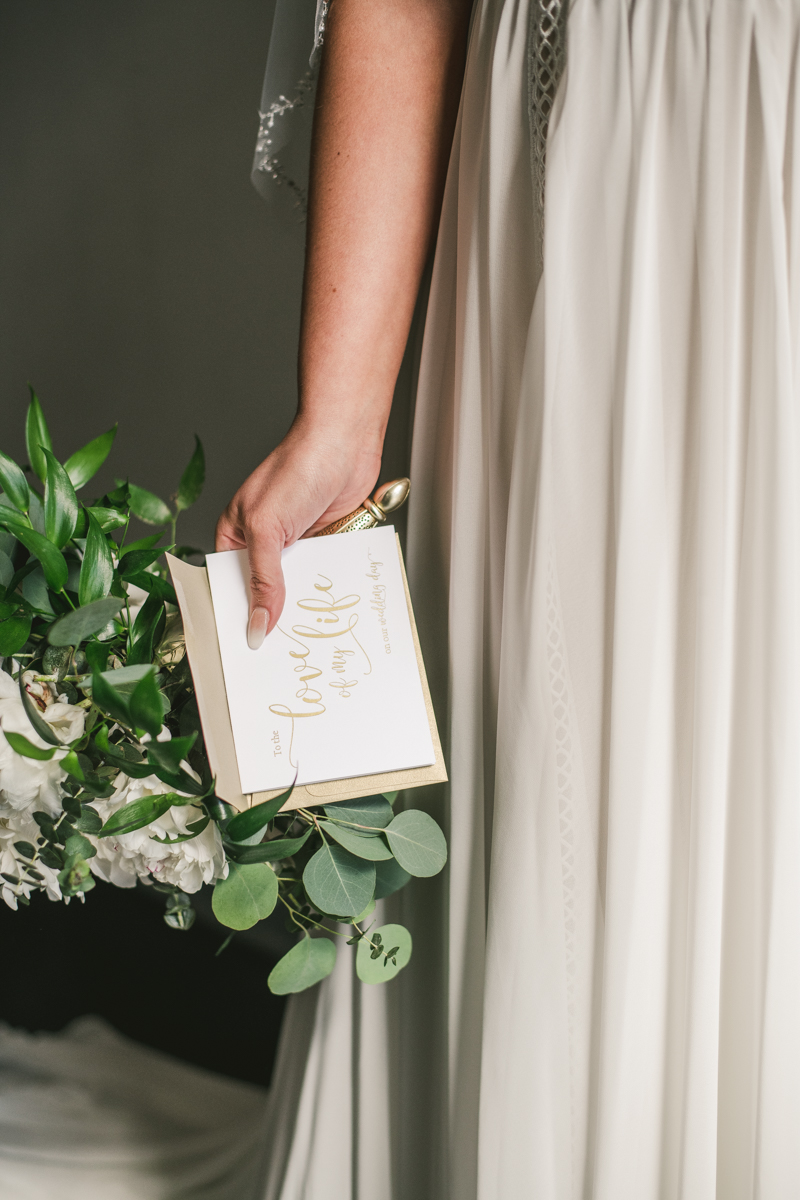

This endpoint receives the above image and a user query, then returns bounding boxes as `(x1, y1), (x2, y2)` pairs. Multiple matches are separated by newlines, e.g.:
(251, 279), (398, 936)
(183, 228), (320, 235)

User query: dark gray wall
(0, 0), (304, 550)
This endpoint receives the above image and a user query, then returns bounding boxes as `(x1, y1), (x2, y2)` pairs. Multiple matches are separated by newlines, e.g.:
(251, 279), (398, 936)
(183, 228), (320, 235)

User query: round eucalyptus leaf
(320, 820), (393, 861)
(212, 862), (278, 930)
(303, 842), (375, 917)
(322, 795), (393, 831)
(374, 857), (412, 899)
(385, 810), (447, 878)
(356, 923), (412, 985)
(268, 936), (337, 995)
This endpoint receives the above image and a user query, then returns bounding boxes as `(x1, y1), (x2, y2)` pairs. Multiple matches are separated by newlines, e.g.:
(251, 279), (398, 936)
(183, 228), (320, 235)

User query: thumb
(245, 526), (286, 651)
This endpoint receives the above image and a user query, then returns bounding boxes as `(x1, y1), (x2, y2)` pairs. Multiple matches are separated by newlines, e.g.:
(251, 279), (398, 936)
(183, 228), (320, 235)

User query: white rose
(0, 808), (61, 910)
(0, 671), (85, 819)
(88, 774), (227, 894)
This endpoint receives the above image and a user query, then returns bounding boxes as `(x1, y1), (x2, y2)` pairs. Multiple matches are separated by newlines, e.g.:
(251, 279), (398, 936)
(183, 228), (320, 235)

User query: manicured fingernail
(247, 607), (268, 650)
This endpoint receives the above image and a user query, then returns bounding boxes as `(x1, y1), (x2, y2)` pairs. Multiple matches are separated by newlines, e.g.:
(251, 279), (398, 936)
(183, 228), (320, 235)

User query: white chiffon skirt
(260, 0), (800, 1197)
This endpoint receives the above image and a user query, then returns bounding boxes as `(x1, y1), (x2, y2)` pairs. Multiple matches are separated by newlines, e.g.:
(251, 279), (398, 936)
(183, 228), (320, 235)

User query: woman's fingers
(244, 522), (286, 649)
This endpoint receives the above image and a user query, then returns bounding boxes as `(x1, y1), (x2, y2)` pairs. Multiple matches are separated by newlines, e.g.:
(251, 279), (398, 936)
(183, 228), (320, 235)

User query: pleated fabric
(260, 1), (800, 1197)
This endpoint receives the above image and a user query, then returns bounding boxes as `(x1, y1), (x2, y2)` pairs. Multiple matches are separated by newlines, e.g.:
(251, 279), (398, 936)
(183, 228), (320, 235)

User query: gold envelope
(167, 540), (447, 814)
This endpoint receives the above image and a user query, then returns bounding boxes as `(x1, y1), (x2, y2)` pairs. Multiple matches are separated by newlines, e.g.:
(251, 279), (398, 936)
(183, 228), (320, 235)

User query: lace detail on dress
(528, 0), (568, 251)
(545, 545), (578, 1157)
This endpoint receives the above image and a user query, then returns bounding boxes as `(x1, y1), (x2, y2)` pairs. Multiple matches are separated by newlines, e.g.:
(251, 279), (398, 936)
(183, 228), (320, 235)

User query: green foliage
(2, 729), (56, 760)
(268, 936), (337, 995)
(0, 449), (30, 512)
(25, 388), (53, 483)
(64, 426), (117, 490)
(303, 839), (376, 917)
(356, 924), (412, 984)
(47, 596), (124, 645)
(43, 448), (79, 548)
(319, 820), (394, 860)
(384, 810), (447, 877)
(212, 862), (279, 930)
(0, 393), (447, 993)
(175, 436), (205, 512)
(79, 510), (114, 605)
(225, 784), (294, 843)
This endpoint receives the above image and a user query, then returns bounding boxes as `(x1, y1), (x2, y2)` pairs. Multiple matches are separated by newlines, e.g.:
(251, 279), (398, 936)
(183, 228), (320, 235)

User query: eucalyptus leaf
(78, 510), (114, 605)
(64, 425), (117, 490)
(0, 518), (67, 591)
(64, 832), (96, 860)
(84, 663), (153, 695)
(0, 450), (30, 512)
(303, 841), (376, 917)
(322, 795), (394, 831)
(384, 810), (447, 878)
(319, 820), (393, 861)
(47, 596), (124, 646)
(73, 806), (102, 834)
(211, 861), (278, 930)
(25, 389), (53, 483)
(42, 449), (78, 548)
(225, 783), (295, 843)
(268, 936), (336, 995)
(0, 612), (32, 656)
(374, 857), (412, 899)
(225, 827), (312, 864)
(128, 483), (172, 526)
(2, 729), (56, 760)
(175, 436), (205, 512)
(356, 923), (412, 984)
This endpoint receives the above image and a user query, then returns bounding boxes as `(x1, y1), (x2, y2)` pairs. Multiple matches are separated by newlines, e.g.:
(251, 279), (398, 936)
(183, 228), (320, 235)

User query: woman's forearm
(298, 0), (472, 444)
(217, 0), (470, 644)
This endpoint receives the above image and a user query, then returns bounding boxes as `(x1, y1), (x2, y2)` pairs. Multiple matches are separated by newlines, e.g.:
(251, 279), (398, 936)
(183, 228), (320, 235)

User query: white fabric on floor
(0, 1018), (268, 1199)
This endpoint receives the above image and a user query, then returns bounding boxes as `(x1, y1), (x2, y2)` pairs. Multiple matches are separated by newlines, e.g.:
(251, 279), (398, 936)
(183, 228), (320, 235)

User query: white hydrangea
(88, 774), (227, 894)
(0, 669), (85, 821)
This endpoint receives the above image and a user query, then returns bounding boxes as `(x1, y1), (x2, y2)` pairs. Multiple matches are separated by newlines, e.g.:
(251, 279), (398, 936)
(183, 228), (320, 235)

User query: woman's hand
(215, 415), (382, 649)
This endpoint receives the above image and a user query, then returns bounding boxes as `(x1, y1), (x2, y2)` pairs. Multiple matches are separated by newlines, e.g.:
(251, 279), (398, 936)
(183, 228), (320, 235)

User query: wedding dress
(252, 1), (800, 1198)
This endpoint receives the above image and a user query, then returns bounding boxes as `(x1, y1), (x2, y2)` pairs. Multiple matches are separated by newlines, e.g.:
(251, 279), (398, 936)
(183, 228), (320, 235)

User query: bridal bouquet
(0, 391), (446, 993)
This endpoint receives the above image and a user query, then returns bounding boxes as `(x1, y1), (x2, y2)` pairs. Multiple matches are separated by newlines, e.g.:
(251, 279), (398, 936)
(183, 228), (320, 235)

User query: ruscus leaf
(42, 448), (78, 548)
(128, 483), (172, 527)
(2, 729), (56, 760)
(0, 449), (30, 512)
(25, 388), (53, 483)
(0, 612), (32, 656)
(129, 667), (164, 737)
(225, 782), (295, 843)
(78, 510), (114, 605)
(64, 425), (117, 490)
(175, 436), (205, 512)
(0, 517), (68, 592)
